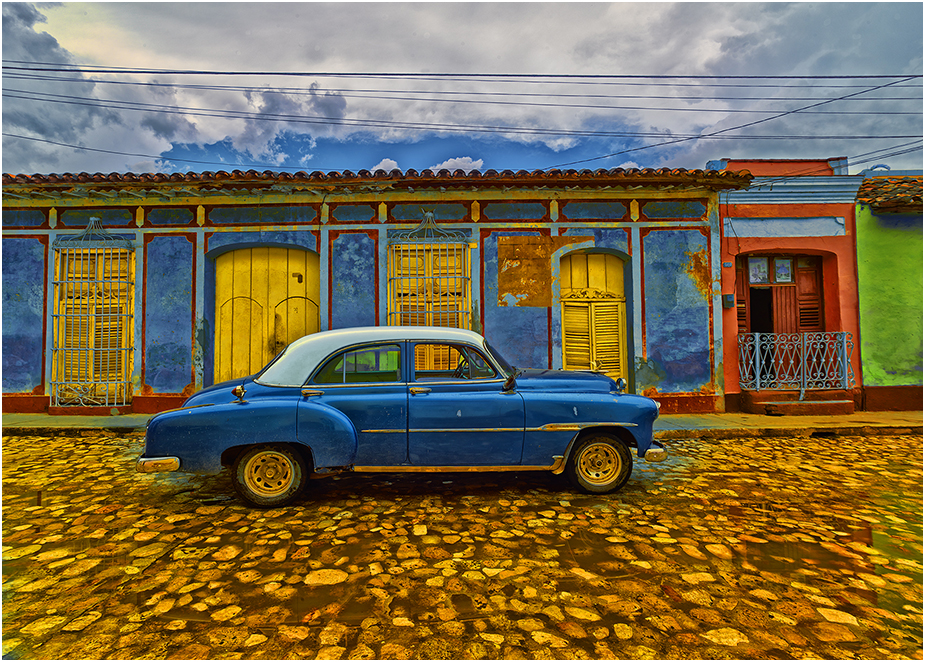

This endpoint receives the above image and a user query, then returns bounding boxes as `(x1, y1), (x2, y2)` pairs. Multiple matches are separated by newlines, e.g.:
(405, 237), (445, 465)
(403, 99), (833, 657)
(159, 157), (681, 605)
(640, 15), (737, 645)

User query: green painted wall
(855, 205), (923, 386)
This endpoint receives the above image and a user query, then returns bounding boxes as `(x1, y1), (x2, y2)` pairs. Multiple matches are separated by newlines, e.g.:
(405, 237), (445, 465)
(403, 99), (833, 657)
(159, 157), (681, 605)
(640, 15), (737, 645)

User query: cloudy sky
(2, 2), (922, 176)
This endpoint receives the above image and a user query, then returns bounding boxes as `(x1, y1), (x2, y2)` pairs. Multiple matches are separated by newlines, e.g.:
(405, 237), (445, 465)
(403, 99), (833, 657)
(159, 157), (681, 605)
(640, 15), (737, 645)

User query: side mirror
(232, 385), (247, 401)
(502, 374), (517, 392)
(614, 378), (627, 394)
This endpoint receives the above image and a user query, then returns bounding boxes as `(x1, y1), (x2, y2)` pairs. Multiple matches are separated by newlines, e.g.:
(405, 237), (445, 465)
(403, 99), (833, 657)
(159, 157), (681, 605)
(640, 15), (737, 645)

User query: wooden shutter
(562, 299), (627, 380)
(795, 261), (824, 332)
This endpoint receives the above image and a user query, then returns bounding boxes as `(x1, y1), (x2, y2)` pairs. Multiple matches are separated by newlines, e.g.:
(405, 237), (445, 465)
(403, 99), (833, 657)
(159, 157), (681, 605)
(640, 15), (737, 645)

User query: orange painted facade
(711, 158), (864, 411)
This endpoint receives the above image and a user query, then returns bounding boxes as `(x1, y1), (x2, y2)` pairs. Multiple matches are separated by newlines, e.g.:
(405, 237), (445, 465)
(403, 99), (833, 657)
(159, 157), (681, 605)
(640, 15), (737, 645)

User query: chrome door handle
(301, 389), (324, 397)
(409, 387), (431, 395)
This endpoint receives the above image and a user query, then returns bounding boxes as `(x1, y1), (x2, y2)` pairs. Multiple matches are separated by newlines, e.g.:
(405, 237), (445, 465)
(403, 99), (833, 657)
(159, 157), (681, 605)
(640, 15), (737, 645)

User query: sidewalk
(1, 410), (921, 439)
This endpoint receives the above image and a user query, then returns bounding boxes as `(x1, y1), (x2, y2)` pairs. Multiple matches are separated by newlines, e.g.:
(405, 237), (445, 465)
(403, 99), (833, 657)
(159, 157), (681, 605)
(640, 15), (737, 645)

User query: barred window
(387, 243), (471, 329)
(386, 210), (471, 330)
(52, 223), (134, 407)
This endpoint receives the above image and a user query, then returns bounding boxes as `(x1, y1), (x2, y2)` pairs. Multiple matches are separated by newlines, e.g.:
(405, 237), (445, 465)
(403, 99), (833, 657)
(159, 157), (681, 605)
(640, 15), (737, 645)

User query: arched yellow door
(560, 252), (628, 381)
(215, 247), (320, 383)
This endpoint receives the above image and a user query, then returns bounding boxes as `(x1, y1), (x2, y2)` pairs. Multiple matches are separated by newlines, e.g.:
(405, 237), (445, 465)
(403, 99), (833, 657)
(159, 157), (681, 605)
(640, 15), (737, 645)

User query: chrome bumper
(136, 456), (180, 473)
(644, 442), (667, 462)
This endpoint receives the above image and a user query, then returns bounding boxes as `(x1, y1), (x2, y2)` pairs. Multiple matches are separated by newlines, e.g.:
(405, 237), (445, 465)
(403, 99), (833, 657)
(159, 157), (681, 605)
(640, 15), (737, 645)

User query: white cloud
(372, 158), (399, 172)
(428, 157), (483, 173)
(617, 161), (641, 170)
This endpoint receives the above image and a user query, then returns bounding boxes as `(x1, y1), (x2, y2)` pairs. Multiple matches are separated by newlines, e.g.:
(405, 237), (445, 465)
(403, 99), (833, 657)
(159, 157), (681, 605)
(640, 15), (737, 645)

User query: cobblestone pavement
(2, 432), (922, 660)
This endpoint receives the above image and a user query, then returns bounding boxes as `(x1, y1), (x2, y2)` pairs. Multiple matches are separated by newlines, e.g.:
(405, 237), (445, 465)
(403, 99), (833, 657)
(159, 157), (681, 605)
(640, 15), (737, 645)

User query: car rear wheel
(233, 444), (306, 507)
(566, 433), (632, 494)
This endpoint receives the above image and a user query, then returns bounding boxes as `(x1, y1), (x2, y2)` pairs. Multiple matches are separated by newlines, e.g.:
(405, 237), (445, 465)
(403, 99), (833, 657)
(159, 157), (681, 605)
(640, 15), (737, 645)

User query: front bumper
(136, 456), (180, 473)
(644, 441), (668, 462)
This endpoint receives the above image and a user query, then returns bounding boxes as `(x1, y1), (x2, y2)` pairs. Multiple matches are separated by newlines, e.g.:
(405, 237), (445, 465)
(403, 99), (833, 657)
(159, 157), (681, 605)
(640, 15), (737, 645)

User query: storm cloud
(1, 2), (921, 175)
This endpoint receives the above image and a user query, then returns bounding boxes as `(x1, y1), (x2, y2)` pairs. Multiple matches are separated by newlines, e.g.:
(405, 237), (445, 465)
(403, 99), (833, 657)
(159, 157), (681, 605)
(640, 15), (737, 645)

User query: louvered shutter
(562, 302), (593, 370)
(591, 301), (626, 377)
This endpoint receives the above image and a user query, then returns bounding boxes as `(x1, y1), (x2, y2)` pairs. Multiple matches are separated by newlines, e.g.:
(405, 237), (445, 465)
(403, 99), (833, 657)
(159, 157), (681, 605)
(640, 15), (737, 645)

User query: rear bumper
(136, 456), (180, 473)
(644, 441), (668, 462)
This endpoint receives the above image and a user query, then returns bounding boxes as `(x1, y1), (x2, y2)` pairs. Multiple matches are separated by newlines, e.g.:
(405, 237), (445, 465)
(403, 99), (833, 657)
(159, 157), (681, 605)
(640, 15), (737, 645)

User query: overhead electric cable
(545, 76), (921, 168)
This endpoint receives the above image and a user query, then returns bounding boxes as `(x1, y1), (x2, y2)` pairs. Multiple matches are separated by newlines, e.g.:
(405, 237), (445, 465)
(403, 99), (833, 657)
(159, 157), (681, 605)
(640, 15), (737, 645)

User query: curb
(654, 425), (922, 440)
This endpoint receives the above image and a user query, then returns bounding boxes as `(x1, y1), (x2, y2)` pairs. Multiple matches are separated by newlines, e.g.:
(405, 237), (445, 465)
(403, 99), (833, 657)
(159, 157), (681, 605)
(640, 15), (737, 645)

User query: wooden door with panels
(214, 247), (320, 383)
(560, 252), (628, 382)
(736, 255), (823, 333)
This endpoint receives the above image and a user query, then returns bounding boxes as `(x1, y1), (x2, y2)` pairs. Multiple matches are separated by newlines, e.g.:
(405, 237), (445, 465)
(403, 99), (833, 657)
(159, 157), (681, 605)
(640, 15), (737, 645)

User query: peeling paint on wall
(497, 235), (592, 307)
(684, 248), (713, 302)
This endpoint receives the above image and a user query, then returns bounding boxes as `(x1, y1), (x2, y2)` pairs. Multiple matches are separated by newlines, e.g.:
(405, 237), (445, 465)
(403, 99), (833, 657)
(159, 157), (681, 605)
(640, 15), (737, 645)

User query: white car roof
(257, 325), (489, 386)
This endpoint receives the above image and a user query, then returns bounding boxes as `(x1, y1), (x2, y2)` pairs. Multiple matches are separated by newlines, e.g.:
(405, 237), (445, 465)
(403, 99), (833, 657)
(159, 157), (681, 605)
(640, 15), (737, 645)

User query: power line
(4, 88), (921, 140)
(5, 71), (922, 103)
(5, 62), (922, 81)
(5, 132), (919, 176)
(545, 76), (921, 168)
(4, 80), (919, 116)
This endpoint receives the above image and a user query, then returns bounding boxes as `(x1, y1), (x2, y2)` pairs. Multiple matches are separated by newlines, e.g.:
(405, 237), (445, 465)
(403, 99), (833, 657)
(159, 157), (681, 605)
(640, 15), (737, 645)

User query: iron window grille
(387, 210), (471, 331)
(51, 217), (135, 407)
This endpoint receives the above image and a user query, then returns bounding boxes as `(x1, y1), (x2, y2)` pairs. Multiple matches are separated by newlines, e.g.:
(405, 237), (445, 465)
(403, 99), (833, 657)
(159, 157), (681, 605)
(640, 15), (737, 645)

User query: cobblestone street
(2, 431), (922, 660)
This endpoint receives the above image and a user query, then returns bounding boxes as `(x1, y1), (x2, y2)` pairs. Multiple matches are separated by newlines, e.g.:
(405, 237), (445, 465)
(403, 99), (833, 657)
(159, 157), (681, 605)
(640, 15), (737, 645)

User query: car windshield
(484, 341), (515, 377)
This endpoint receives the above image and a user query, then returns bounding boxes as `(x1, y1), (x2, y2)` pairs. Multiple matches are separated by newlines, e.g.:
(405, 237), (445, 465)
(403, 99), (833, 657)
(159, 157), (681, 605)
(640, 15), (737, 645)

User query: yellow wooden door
(560, 253), (627, 381)
(215, 247), (320, 382)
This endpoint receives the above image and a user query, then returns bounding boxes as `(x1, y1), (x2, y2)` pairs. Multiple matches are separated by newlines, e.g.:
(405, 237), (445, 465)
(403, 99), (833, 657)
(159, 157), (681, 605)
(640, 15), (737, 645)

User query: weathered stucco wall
(2, 236), (45, 392)
(640, 228), (713, 394)
(855, 206), (923, 386)
(144, 235), (194, 394)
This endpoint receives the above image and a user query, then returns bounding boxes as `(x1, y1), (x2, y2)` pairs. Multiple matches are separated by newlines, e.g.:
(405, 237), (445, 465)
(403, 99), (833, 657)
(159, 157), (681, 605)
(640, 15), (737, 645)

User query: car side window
(313, 344), (401, 384)
(413, 343), (497, 381)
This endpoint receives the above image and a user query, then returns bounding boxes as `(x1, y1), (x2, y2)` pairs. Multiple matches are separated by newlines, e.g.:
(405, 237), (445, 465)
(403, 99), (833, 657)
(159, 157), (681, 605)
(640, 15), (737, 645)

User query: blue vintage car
(137, 326), (666, 507)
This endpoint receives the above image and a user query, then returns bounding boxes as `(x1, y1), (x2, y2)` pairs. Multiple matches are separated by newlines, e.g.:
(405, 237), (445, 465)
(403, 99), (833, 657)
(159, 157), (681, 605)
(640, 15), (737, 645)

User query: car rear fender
(144, 400), (300, 474)
(295, 400), (358, 470)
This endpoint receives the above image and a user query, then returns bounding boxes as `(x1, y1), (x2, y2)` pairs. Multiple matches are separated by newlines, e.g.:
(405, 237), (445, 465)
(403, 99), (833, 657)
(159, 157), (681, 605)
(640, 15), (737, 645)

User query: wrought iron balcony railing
(738, 332), (855, 399)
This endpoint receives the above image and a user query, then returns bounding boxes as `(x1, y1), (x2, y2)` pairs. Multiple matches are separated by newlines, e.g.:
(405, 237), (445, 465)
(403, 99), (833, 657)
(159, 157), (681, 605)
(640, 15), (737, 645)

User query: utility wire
(5, 71), (922, 104)
(3, 88), (921, 139)
(545, 76), (921, 168)
(5, 132), (920, 175)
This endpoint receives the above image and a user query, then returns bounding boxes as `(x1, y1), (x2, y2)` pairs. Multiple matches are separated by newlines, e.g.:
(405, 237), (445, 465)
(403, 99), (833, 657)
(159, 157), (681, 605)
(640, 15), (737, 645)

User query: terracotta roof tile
(857, 176), (923, 213)
(3, 167), (752, 191)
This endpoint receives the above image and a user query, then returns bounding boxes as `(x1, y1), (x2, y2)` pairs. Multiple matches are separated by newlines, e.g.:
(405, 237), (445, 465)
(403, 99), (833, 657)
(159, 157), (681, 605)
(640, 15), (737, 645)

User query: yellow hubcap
(577, 443), (620, 486)
(244, 451), (294, 497)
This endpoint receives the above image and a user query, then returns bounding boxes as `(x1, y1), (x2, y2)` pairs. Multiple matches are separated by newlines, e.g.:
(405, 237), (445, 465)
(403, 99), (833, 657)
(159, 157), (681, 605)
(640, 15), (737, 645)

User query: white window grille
(51, 217), (135, 407)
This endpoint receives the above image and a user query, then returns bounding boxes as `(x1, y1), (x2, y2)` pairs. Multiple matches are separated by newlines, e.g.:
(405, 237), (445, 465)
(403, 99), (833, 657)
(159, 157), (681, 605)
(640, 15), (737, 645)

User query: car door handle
(409, 387), (431, 395)
(301, 389), (324, 397)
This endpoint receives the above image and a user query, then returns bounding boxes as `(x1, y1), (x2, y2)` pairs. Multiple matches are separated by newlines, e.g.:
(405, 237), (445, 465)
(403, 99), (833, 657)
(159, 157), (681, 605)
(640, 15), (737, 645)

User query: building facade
(854, 168), (923, 410)
(2, 168), (751, 415)
(709, 158), (865, 414)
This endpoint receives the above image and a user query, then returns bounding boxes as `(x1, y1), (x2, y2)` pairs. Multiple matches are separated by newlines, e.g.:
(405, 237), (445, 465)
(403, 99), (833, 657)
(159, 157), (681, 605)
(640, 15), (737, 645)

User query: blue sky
(3, 2), (922, 175)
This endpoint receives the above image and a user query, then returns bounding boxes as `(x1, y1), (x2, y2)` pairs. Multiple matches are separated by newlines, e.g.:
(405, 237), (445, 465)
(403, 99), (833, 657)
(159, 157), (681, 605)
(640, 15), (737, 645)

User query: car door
(297, 342), (408, 466)
(407, 342), (525, 466)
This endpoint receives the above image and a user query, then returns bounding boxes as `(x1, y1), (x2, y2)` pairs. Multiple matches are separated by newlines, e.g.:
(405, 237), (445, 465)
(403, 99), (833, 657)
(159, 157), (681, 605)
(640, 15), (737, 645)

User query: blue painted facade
(2, 169), (749, 413)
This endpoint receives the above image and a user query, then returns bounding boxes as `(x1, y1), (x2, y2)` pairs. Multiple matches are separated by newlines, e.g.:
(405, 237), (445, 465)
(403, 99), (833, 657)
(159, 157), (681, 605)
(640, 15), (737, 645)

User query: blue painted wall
(640, 229), (712, 393)
(144, 236), (194, 393)
(331, 232), (377, 329)
(482, 230), (549, 369)
(2, 237), (45, 392)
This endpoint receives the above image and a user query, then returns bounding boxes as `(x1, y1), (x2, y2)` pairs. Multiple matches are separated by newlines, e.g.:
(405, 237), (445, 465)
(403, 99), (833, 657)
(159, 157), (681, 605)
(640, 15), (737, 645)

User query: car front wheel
(566, 433), (632, 494)
(233, 444), (307, 507)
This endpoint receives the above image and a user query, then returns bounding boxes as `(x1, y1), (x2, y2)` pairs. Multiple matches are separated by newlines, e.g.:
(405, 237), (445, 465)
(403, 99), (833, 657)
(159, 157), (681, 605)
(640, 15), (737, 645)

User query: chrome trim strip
(360, 422), (638, 434)
(526, 421), (638, 432)
(353, 464), (560, 473)
(361, 427), (524, 434)
(409, 378), (507, 386)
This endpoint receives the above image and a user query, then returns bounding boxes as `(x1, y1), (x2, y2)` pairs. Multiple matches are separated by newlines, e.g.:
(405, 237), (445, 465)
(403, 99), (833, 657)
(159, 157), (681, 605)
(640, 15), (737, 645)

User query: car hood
(513, 369), (617, 392)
